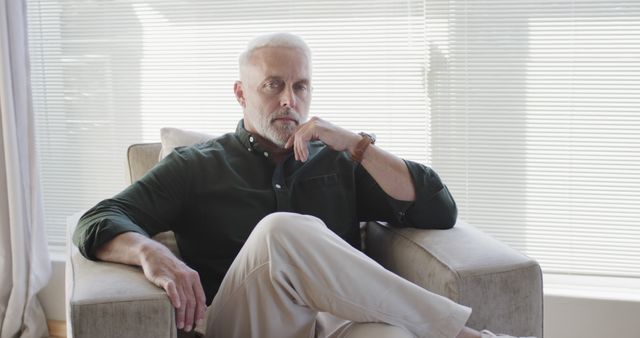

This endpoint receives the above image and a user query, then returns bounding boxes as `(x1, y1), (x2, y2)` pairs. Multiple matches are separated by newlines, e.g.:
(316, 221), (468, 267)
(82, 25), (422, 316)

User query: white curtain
(0, 0), (51, 337)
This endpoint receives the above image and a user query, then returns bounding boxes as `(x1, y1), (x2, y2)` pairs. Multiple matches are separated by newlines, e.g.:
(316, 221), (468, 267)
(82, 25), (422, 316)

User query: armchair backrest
(126, 142), (180, 257)
(127, 128), (214, 184)
(126, 142), (162, 184)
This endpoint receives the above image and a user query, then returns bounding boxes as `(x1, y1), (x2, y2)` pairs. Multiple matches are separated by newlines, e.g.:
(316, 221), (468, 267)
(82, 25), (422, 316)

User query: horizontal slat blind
(427, 0), (640, 277)
(26, 0), (429, 249)
(27, 0), (640, 281)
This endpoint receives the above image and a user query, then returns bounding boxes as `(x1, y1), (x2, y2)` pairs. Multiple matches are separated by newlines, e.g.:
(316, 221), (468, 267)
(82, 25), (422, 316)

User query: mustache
(271, 109), (300, 122)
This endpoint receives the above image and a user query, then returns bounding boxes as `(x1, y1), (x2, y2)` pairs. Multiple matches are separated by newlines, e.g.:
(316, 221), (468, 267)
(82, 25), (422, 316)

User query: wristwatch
(350, 132), (376, 162)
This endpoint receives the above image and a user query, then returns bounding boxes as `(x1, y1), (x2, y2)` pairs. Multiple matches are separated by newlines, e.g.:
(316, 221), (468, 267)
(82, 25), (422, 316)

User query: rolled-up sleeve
(356, 160), (457, 229)
(401, 160), (457, 229)
(73, 149), (193, 260)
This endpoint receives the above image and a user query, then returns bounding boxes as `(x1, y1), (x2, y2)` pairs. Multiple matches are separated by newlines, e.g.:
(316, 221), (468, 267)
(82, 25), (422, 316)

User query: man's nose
(280, 87), (296, 108)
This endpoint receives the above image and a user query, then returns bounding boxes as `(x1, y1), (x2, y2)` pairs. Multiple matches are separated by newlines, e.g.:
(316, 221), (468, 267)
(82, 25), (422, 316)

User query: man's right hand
(95, 232), (206, 332)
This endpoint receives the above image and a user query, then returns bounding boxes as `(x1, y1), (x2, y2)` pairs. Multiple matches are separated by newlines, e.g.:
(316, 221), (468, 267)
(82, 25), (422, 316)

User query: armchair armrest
(66, 212), (176, 338)
(365, 221), (543, 338)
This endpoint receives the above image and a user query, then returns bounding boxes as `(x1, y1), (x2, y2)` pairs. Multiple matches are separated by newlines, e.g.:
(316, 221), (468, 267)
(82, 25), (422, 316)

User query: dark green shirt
(74, 120), (457, 304)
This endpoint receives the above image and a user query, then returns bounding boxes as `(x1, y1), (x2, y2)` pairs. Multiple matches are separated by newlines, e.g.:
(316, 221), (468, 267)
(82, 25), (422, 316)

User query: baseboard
(48, 320), (66, 338)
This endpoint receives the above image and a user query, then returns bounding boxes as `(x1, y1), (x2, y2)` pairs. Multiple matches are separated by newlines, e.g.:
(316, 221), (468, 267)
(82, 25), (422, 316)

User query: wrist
(350, 132), (376, 163)
(346, 132), (362, 154)
(137, 237), (165, 263)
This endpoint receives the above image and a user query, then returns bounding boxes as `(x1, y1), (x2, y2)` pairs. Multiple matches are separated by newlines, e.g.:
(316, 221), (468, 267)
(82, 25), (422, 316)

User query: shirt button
(247, 147), (251, 152)
(275, 184), (282, 189)
(263, 152), (269, 157)
(249, 136), (254, 142)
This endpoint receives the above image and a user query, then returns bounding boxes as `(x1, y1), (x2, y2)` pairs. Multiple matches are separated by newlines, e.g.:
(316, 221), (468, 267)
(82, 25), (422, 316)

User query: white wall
(544, 294), (640, 338)
(38, 258), (65, 322)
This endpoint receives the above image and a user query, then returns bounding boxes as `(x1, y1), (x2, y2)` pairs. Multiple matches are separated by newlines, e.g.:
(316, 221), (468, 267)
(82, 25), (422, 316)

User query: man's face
(235, 46), (312, 147)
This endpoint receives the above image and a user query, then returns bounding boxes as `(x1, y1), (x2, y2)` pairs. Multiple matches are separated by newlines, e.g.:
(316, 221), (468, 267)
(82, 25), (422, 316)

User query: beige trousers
(204, 212), (471, 338)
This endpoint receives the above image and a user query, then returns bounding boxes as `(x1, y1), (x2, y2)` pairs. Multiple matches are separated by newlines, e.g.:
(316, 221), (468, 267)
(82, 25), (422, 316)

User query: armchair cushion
(159, 127), (213, 160)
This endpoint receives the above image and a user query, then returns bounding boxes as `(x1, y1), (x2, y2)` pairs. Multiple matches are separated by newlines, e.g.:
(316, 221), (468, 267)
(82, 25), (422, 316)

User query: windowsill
(48, 245), (640, 302)
(544, 273), (640, 302)
(48, 244), (66, 263)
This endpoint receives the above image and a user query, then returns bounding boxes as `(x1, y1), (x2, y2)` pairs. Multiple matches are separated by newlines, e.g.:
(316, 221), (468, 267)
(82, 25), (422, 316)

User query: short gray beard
(262, 122), (295, 147)
(254, 109), (300, 147)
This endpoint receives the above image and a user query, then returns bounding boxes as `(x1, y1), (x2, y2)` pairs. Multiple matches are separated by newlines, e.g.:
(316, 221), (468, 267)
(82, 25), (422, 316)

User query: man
(74, 33), (533, 338)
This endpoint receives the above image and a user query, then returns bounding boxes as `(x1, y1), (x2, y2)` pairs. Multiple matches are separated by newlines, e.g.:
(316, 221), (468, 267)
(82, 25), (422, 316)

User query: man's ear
(234, 81), (246, 108)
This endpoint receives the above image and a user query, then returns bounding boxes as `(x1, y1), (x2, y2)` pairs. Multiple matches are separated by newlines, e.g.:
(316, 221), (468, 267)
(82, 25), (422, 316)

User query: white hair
(239, 32), (311, 73)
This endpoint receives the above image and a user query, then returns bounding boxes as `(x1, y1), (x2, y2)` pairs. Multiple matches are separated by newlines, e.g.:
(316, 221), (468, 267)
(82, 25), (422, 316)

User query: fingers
(157, 271), (205, 332)
(296, 136), (302, 161)
(288, 117), (356, 162)
(142, 247), (202, 332)
(293, 136), (301, 161)
(158, 277), (187, 330)
(296, 136), (309, 162)
(183, 286), (196, 332)
(285, 135), (294, 149)
(293, 135), (302, 162)
(193, 279), (207, 326)
(161, 278), (181, 308)
(177, 269), (205, 332)
(175, 281), (187, 330)
(290, 125), (311, 162)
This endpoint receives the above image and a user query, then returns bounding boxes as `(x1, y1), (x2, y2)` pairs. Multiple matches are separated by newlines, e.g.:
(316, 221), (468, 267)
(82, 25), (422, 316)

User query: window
(28, 0), (640, 282)
(426, 0), (640, 279)
(27, 0), (429, 252)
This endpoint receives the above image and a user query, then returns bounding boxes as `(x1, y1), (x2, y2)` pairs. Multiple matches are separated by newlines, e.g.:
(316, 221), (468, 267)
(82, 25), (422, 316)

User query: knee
(254, 212), (324, 241)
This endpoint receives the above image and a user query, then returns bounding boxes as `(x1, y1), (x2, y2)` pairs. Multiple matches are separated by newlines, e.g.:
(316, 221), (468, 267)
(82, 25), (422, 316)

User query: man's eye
(295, 84), (308, 92)
(264, 81), (282, 90)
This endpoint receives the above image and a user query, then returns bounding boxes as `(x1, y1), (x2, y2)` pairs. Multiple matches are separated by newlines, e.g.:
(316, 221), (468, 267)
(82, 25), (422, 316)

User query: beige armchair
(66, 142), (543, 338)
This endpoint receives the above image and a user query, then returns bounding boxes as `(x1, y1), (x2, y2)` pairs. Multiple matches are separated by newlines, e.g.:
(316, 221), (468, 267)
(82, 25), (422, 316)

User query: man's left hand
(285, 117), (361, 162)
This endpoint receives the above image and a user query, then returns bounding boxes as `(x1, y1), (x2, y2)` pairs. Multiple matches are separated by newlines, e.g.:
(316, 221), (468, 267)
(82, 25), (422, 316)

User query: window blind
(26, 0), (429, 251)
(426, 0), (640, 278)
(27, 0), (640, 282)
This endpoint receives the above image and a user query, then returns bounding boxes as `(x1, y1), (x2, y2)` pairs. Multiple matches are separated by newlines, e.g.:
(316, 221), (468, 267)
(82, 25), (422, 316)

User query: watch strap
(350, 132), (375, 162)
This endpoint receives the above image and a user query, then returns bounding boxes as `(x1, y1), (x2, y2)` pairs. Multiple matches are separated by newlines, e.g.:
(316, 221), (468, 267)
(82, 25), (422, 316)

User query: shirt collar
(235, 119), (292, 163)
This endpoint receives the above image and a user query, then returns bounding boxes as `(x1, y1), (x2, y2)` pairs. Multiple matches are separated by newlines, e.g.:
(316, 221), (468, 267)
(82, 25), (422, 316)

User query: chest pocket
(294, 173), (356, 242)
(298, 173), (339, 189)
